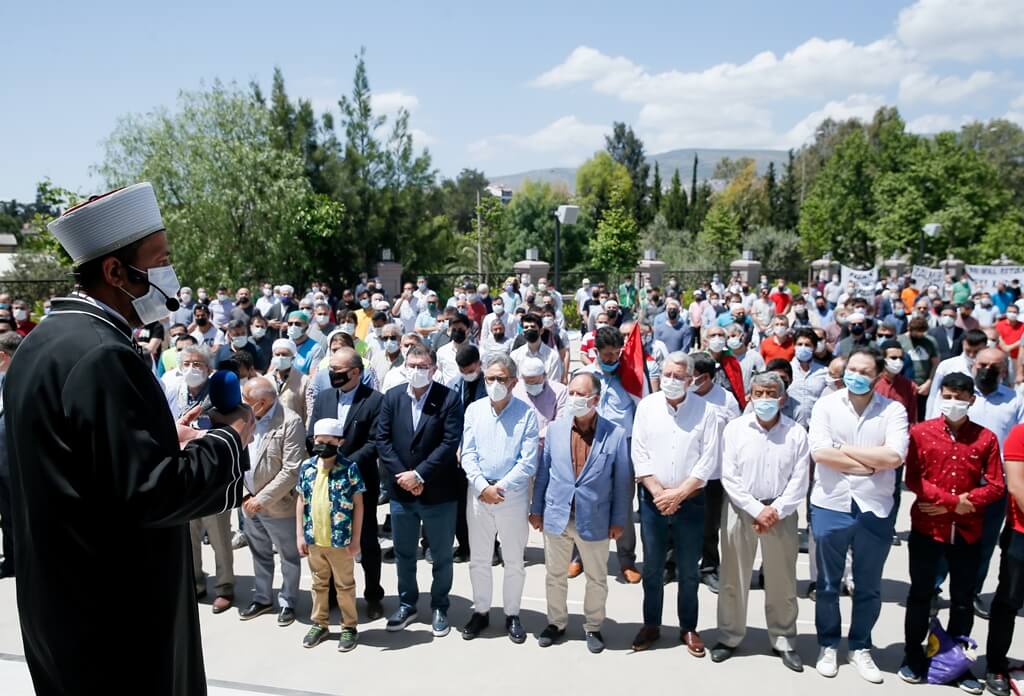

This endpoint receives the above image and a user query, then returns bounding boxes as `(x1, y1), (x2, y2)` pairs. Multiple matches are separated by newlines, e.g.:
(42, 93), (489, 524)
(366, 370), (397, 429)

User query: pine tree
(663, 168), (689, 229)
(689, 153), (699, 207)
(650, 161), (663, 213)
(605, 122), (651, 227)
(778, 149), (799, 230)
(765, 162), (779, 227)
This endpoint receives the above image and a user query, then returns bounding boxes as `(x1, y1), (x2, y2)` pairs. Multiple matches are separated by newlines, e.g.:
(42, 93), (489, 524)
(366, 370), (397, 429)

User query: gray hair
(402, 332), (424, 344)
(726, 322), (745, 337)
(313, 300), (331, 311)
(663, 351), (693, 373)
(0, 331), (22, 357)
(405, 343), (436, 365)
(179, 344), (212, 368)
(482, 352), (517, 378)
(244, 376), (278, 401)
(751, 370), (786, 396)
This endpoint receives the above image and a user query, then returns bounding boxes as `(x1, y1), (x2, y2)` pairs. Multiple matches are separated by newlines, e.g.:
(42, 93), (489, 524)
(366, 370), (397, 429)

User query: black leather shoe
(461, 612), (489, 640)
(506, 615), (526, 644)
(710, 643), (735, 663)
(986, 672), (1010, 696)
(806, 581), (816, 601)
(973, 595), (990, 620)
(586, 631), (605, 654)
(454, 547), (470, 563)
(366, 600), (385, 621)
(774, 648), (804, 672)
(537, 624), (565, 647)
(278, 607), (296, 626)
(0, 564), (14, 579)
(663, 565), (676, 585)
(701, 571), (720, 594)
(238, 602), (274, 621)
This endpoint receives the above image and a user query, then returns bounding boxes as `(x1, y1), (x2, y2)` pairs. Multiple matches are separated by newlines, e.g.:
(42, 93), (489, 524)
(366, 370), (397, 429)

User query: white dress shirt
(435, 340), (470, 385)
(510, 341), (563, 383)
(245, 401), (278, 494)
(407, 383), (431, 430)
(632, 391), (722, 488)
(808, 388), (910, 517)
(480, 312), (516, 339)
(721, 412), (810, 520)
(969, 384), (1024, 451)
(698, 383), (741, 480)
(336, 385), (357, 426)
(461, 396), (540, 496)
(925, 354), (973, 419)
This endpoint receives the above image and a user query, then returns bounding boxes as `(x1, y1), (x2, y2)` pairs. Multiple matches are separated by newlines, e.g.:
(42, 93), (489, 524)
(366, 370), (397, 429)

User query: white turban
(313, 418), (345, 438)
(48, 182), (165, 265)
(520, 357), (546, 378)
(729, 302), (744, 312)
(272, 338), (297, 355)
(848, 312), (866, 322)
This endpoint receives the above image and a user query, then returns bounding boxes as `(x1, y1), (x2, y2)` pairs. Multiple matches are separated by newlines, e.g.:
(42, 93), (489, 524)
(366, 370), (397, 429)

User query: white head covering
(48, 183), (165, 265)
(520, 357), (546, 378)
(313, 418), (345, 438)
(272, 338), (298, 355)
(848, 312), (866, 322)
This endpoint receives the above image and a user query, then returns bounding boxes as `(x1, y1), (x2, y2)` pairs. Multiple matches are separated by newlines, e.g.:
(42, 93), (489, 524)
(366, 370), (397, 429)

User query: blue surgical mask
(843, 370), (873, 395)
(795, 345), (813, 363)
(752, 398), (780, 421)
(599, 360), (619, 373)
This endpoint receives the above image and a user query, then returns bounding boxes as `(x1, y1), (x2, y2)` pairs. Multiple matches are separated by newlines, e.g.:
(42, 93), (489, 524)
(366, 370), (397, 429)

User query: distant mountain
(490, 147), (789, 194)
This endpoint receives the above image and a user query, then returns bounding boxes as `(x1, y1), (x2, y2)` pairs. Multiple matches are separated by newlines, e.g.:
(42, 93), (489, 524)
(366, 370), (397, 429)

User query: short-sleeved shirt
(996, 318), (1024, 359)
(296, 456), (366, 548)
(1001, 425), (1024, 534)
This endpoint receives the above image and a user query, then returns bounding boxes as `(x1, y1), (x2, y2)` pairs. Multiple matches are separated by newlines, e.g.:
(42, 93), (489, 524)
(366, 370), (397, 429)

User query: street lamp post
(552, 205), (579, 293)
(919, 223), (941, 265)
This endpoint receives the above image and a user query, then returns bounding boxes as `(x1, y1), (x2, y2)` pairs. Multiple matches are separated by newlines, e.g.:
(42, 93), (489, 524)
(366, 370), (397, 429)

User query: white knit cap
(272, 338), (298, 354)
(48, 183), (165, 265)
(520, 356), (546, 378)
(313, 418), (345, 438)
(848, 312), (866, 322)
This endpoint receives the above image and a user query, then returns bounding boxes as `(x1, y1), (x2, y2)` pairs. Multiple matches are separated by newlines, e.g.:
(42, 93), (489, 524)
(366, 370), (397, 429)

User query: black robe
(4, 296), (248, 695)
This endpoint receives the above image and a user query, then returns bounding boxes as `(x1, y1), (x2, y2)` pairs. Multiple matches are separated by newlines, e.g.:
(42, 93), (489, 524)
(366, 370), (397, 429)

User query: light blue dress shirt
(461, 396), (540, 496)
(336, 385), (356, 426)
(583, 363), (636, 438)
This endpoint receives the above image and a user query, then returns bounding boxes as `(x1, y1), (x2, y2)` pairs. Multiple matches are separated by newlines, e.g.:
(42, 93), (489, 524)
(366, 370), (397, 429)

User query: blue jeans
(639, 488), (705, 630)
(391, 499), (456, 612)
(811, 502), (893, 650)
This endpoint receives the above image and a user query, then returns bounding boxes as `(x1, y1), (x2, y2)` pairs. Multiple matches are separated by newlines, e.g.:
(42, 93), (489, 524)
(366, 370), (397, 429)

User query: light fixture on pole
(919, 223), (941, 265)
(552, 204), (579, 292)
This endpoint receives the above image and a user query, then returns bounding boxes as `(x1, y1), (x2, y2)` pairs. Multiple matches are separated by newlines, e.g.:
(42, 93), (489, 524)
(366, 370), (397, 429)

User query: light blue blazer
(530, 414), (632, 542)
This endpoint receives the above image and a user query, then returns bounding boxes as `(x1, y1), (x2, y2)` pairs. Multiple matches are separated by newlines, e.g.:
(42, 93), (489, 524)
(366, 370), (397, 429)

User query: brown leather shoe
(682, 630), (705, 657)
(568, 562), (583, 579)
(622, 565), (642, 584)
(631, 625), (661, 651)
(212, 596), (233, 614)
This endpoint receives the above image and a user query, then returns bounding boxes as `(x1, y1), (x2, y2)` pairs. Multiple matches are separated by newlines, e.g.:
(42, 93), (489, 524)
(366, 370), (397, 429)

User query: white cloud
(899, 71), (999, 104)
(468, 116), (605, 165)
(897, 0), (1024, 62)
(1006, 94), (1024, 126)
(410, 128), (436, 147)
(907, 113), (963, 133)
(371, 91), (419, 115)
(782, 94), (887, 147)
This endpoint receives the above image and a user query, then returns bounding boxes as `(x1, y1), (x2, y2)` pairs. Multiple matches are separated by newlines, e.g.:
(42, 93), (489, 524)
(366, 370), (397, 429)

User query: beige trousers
(308, 545), (357, 629)
(544, 518), (610, 632)
(190, 511), (234, 597)
(717, 502), (799, 651)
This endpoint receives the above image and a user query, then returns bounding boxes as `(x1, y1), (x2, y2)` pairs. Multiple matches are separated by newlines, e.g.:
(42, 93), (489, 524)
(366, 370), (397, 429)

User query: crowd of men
(5, 265), (1024, 695)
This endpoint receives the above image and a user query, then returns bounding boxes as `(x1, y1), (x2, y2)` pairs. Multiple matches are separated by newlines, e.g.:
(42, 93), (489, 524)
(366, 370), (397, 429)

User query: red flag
(618, 322), (650, 402)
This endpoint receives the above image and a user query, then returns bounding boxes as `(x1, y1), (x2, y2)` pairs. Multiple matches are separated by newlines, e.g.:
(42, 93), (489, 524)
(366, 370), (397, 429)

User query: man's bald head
(242, 376), (277, 417)
(329, 347), (361, 371)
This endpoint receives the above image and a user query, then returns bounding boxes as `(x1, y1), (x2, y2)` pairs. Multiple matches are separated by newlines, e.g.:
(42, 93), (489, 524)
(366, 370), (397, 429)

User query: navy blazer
(377, 381), (464, 505)
(530, 414), (632, 542)
(307, 381), (382, 479)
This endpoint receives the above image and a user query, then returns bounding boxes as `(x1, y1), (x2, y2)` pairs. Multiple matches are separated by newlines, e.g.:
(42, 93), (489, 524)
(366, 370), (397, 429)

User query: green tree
(697, 201), (741, 270)
(590, 182), (639, 275)
(493, 179), (573, 268)
(775, 149), (800, 230)
(960, 119), (1024, 208)
(742, 226), (802, 272)
(605, 122), (651, 226)
(650, 161), (663, 213)
(712, 156), (755, 182)
(662, 168), (689, 229)
(713, 160), (768, 232)
(765, 162), (779, 227)
(438, 169), (490, 234)
(98, 81), (343, 286)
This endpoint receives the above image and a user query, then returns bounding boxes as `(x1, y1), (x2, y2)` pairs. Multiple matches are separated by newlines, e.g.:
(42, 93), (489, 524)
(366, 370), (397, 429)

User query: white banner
(911, 265), (944, 290)
(965, 265), (1024, 293)
(840, 265), (878, 296)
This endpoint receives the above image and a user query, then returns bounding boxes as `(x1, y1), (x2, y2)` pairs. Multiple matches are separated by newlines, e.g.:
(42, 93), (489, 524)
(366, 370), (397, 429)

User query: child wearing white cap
(295, 417), (366, 652)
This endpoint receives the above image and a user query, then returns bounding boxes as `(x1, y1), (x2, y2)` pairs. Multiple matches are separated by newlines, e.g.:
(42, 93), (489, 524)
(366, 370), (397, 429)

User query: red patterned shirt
(905, 417), (1004, 543)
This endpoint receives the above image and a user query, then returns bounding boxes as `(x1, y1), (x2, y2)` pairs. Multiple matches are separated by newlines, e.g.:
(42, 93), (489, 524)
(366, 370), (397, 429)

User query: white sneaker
(850, 649), (884, 684)
(816, 646), (838, 678)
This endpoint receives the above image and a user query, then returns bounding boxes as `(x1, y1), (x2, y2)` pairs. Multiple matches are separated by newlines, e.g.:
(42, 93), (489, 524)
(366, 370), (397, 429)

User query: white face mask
(525, 381), (545, 396)
(315, 315), (330, 326)
(726, 336), (743, 351)
(462, 369), (481, 382)
(485, 380), (508, 402)
(121, 264), (181, 325)
(13, 309), (27, 322)
(287, 325), (305, 341)
(493, 304), (505, 315)
(231, 335), (248, 349)
(884, 357), (904, 375)
(184, 366), (207, 388)
(938, 399), (971, 423)
(272, 355), (293, 371)
(180, 292), (192, 304)
(262, 287), (273, 297)
(567, 394), (594, 418)
(660, 376), (687, 399)
(217, 293), (227, 302)
(406, 366), (432, 388)
(384, 339), (400, 354)
(773, 325), (788, 337)
(595, 322), (607, 331)
(940, 315), (956, 328)
(251, 326), (267, 340)
(708, 337), (726, 353)
(340, 323), (355, 335)
(542, 316), (555, 328)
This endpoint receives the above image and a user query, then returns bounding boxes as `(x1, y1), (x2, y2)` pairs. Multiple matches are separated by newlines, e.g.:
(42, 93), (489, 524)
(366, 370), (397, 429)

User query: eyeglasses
(287, 322), (305, 327)
(180, 361), (206, 369)
(485, 376), (510, 385)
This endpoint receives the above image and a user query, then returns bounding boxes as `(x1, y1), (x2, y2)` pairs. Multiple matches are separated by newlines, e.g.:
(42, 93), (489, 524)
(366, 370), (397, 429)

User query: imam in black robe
(3, 296), (248, 695)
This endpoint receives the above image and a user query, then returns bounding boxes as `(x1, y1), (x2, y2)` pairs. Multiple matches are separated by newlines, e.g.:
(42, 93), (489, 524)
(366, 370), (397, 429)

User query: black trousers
(986, 529), (1024, 674)
(904, 530), (980, 674)
(355, 459), (384, 603)
(701, 479), (724, 573)
(0, 474), (12, 571)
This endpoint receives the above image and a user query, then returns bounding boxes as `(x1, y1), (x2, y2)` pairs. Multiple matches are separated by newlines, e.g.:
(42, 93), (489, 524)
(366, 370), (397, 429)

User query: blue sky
(2, 0), (1022, 201)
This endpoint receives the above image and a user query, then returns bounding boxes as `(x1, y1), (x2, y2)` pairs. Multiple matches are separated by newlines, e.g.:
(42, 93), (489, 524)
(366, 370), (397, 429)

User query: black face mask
(329, 370), (351, 389)
(850, 324), (865, 336)
(493, 331), (505, 342)
(450, 328), (467, 344)
(606, 311), (618, 321)
(196, 317), (208, 327)
(312, 443), (338, 459)
(667, 308), (680, 319)
(523, 329), (540, 343)
(976, 366), (999, 392)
